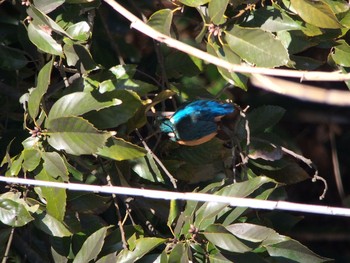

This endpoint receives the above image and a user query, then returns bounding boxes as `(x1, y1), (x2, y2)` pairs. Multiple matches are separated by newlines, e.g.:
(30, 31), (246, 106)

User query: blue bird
(159, 100), (235, 146)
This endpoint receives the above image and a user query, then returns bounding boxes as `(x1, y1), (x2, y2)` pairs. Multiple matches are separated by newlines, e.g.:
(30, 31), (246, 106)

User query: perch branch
(1, 176), (350, 217)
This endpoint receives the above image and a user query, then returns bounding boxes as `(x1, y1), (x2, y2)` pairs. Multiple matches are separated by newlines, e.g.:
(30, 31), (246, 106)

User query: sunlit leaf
(168, 243), (189, 262)
(83, 90), (142, 129)
(207, 41), (248, 90)
(97, 138), (147, 161)
(242, 6), (304, 31)
(22, 148), (42, 172)
(204, 224), (252, 253)
(33, 0), (65, 14)
(73, 226), (111, 263)
(42, 152), (69, 181)
(66, 21), (91, 41)
(35, 169), (66, 221)
(27, 22), (63, 56)
(28, 58), (54, 119)
(130, 153), (164, 182)
(34, 211), (72, 237)
(116, 237), (165, 262)
(208, 0), (229, 25)
(195, 176), (276, 228)
(147, 9), (173, 36)
(47, 116), (112, 155)
(225, 26), (289, 67)
(47, 91), (121, 121)
(178, 0), (209, 7)
(331, 40), (350, 67)
(226, 223), (287, 245)
(0, 196), (34, 227)
(266, 239), (332, 262)
(63, 44), (99, 73)
(290, 0), (342, 28)
(27, 5), (69, 36)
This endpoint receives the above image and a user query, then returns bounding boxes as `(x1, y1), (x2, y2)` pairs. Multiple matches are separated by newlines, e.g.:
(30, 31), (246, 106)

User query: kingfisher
(159, 100), (235, 146)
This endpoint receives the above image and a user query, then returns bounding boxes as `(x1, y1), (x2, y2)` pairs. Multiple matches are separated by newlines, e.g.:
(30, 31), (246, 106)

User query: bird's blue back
(160, 100), (234, 145)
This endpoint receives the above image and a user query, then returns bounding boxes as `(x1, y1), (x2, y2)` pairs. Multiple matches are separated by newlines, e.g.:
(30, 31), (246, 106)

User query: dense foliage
(1, 0), (349, 261)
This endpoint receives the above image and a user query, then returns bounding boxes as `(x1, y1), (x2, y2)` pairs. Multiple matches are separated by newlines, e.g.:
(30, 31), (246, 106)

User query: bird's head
(158, 117), (178, 141)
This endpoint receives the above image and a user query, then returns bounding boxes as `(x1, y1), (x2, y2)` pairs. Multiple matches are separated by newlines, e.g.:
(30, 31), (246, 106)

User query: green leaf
(68, 193), (111, 214)
(116, 237), (165, 262)
(83, 90), (141, 129)
(22, 148), (42, 172)
(168, 243), (189, 262)
(322, 0), (349, 14)
(27, 23), (63, 56)
(168, 199), (180, 227)
(171, 138), (226, 165)
(66, 21), (91, 41)
(277, 30), (318, 55)
(42, 152), (69, 181)
(204, 224), (252, 253)
(47, 91), (121, 121)
(208, 0), (229, 25)
(27, 5), (69, 37)
(195, 176), (276, 228)
(97, 138), (147, 161)
(290, 0), (342, 28)
(47, 116), (112, 155)
(63, 44), (98, 73)
(109, 64), (137, 79)
(0, 196), (34, 227)
(0, 45), (28, 70)
(130, 153), (164, 182)
(206, 41), (248, 90)
(34, 211), (72, 237)
(163, 51), (201, 78)
(331, 40), (350, 67)
(51, 247), (68, 263)
(28, 58), (54, 119)
(266, 239), (331, 262)
(226, 223), (287, 245)
(99, 78), (158, 96)
(33, 0), (65, 14)
(96, 253), (117, 263)
(242, 6), (304, 32)
(8, 153), (24, 176)
(225, 26), (289, 67)
(35, 169), (67, 221)
(254, 159), (310, 184)
(73, 226), (111, 263)
(222, 187), (275, 226)
(178, 0), (209, 7)
(246, 105), (286, 135)
(147, 9), (173, 36)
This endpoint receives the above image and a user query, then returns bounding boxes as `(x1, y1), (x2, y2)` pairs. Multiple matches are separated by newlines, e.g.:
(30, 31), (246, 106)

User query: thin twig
(98, 9), (125, 65)
(106, 174), (129, 249)
(103, 0), (350, 82)
(2, 227), (14, 263)
(135, 129), (177, 188)
(278, 145), (328, 200)
(329, 125), (345, 200)
(0, 176), (349, 217)
(98, 157), (128, 249)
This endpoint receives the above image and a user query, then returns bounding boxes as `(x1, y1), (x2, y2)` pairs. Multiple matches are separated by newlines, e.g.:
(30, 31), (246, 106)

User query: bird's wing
(175, 116), (218, 141)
